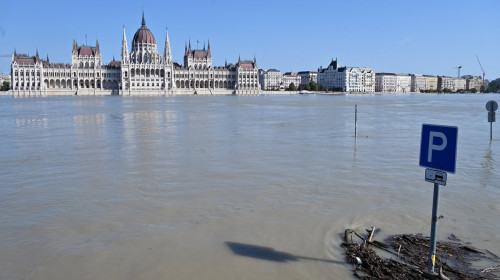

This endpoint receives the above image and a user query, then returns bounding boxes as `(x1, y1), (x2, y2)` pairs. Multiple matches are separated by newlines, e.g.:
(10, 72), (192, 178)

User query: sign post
(486, 100), (497, 141)
(419, 124), (458, 273)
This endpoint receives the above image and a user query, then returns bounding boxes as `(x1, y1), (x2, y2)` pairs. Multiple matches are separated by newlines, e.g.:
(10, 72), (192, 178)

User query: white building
(395, 74), (411, 93)
(259, 69), (282, 90)
(375, 73), (411, 93)
(317, 59), (364, 92)
(375, 73), (396, 92)
(437, 76), (466, 92)
(282, 73), (301, 89)
(11, 13), (260, 96)
(360, 68), (375, 92)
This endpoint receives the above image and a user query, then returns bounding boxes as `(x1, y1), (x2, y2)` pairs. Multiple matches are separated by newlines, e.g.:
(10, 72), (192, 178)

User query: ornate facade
(10, 14), (260, 96)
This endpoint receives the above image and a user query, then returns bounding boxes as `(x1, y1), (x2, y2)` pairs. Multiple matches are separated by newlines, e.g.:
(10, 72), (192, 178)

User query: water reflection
(480, 142), (495, 189)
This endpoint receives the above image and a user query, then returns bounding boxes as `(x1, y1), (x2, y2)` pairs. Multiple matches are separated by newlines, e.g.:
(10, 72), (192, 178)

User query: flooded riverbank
(0, 94), (498, 279)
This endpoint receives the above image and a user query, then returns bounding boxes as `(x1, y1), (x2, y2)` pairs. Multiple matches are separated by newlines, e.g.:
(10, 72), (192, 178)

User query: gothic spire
(46, 54), (49, 62)
(164, 27), (172, 64)
(36, 48), (39, 58)
(207, 39), (211, 56)
(142, 11), (146, 26)
(121, 26), (129, 64)
(203, 42), (205, 51)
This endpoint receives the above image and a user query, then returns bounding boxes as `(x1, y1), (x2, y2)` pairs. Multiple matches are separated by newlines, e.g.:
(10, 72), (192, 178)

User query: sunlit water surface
(1, 94), (499, 279)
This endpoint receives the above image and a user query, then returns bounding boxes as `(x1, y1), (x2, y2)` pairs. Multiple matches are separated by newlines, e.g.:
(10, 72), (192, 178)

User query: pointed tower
(121, 26), (129, 64)
(36, 49), (39, 58)
(185, 42), (188, 56)
(46, 54), (49, 63)
(164, 27), (172, 64)
(188, 39), (192, 54)
(96, 38), (100, 52)
(207, 40), (211, 56)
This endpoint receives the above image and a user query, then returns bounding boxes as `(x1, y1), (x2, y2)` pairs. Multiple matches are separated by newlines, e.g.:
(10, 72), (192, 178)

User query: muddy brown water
(1, 94), (499, 279)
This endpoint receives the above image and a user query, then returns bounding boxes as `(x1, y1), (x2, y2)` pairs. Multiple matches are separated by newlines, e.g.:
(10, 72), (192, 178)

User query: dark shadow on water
(225, 241), (343, 264)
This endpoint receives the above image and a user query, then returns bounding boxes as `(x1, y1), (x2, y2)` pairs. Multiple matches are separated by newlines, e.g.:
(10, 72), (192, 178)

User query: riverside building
(10, 14), (260, 96)
(437, 76), (466, 92)
(317, 59), (371, 92)
(258, 69), (282, 90)
(375, 73), (411, 93)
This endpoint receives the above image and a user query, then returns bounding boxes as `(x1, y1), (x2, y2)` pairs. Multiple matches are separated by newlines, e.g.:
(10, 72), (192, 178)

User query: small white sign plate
(425, 168), (447, 186)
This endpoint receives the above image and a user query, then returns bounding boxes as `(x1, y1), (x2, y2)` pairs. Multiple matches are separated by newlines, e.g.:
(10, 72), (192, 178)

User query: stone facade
(411, 74), (426, 93)
(360, 68), (375, 92)
(424, 75), (438, 91)
(375, 73), (411, 93)
(297, 71), (317, 86)
(10, 13), (260, 96)
(259, 69), (282, 90)
(317, 59), (364, 92)
(375, 73), (396, 92)
(464, 75), (484, 92)
(437, 76), (466, 92)
(282, 73), (301, 89)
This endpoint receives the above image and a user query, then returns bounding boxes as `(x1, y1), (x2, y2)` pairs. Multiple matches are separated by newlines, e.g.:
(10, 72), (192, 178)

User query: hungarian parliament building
(10, 14), (260, 96)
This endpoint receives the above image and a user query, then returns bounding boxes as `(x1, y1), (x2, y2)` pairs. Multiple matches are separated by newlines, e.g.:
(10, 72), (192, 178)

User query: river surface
(1, 94), (499, 279)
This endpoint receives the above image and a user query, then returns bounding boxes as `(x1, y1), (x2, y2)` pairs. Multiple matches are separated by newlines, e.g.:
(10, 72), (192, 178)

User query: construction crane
(456, 66), (462, 78)
(476, 55), (486, 91)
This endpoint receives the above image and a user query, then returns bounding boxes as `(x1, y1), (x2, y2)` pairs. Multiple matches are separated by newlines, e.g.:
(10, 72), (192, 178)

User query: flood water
(1, 94), (499, 279)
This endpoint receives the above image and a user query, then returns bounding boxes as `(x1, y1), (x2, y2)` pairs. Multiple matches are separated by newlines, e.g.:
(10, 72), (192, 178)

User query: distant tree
(309, 81), (319, 91)
(442, 88), (453, 93)
(487, 78), (500, 93)
(470, 88), (477, 93)
(318, 84), (326, 91)
(287, 82), (296, 91)
(0, 81), (9, 91)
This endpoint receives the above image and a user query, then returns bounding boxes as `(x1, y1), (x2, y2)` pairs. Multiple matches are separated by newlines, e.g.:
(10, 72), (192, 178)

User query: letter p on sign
(420, 124), (458, 173)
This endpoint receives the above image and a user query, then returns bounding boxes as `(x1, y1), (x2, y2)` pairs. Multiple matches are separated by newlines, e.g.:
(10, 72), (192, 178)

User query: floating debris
(341, 228), (499, 280)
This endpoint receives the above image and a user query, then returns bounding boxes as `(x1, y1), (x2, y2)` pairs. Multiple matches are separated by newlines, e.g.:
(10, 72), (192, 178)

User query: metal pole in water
(428, 182), (440, 272)
(490, 121), (493, 141)
(355, 104), (357, 138)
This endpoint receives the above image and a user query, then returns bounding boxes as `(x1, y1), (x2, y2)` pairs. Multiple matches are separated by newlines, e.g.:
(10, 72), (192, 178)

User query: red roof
(133, 26), (156, 44)
(239, 63), (255, 70)
(78, 46), (98, 56)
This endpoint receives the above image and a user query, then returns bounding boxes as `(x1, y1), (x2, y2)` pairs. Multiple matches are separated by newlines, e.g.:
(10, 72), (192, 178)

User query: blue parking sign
(419, 124), (458, 173)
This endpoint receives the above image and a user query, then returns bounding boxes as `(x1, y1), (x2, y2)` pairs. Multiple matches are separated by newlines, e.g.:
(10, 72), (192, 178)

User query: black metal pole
(428, 182), (440, 272)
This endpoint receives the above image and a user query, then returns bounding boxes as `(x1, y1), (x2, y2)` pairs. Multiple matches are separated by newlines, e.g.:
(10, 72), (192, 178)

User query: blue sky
(0, 0), (499, 80)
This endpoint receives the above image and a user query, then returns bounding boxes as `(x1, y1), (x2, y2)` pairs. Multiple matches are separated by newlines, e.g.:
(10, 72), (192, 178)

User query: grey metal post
(355, 105), (357, 138)
(428, 182), (440, 272)
(491, 121), (493, 141)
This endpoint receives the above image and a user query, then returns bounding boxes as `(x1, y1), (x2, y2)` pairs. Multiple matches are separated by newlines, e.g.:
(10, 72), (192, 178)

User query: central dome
(132, 14), (156, 44)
